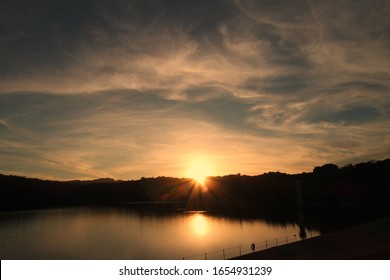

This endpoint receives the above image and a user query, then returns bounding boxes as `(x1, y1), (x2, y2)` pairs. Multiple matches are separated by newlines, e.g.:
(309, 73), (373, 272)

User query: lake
(0, 205), (319, 259)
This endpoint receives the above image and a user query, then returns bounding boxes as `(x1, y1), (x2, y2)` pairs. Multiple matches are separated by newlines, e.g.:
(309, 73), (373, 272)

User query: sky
(0, 0), (389, 180)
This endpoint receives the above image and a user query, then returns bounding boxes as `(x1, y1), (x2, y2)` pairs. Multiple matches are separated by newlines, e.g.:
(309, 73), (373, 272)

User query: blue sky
(0, 0), (389, 179)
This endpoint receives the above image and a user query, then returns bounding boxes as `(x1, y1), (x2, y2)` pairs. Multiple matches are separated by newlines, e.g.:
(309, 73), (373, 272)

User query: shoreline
(232, 217), (390, 259)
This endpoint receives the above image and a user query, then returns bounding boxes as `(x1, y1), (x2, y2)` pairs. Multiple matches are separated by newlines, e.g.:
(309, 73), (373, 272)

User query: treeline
(0, 159), (389, 212)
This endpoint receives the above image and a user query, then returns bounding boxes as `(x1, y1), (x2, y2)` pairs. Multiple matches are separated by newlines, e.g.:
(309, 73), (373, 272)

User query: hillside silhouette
(1, 159), (389, 213)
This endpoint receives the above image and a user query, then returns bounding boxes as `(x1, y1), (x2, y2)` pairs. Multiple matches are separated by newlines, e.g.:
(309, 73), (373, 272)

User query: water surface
(0, 206), (318, 259)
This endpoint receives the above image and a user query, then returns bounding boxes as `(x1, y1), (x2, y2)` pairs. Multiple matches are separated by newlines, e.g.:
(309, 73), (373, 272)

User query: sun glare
(190, 213), (209, 237)
(186, 159), (214, 185)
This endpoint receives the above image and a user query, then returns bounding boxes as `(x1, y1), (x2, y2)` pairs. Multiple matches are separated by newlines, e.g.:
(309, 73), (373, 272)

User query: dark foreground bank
(232, 217), (390, 259)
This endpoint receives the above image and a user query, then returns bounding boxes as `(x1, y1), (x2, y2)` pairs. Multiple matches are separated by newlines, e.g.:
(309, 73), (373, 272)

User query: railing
(182, 232), (319, 260)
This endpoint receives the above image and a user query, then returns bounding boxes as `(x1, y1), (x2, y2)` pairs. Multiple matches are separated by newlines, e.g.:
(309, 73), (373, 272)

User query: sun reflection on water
(190, 213), (209, 237)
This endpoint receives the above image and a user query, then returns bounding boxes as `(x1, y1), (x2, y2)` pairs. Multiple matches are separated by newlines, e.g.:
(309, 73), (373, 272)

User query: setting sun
(186, 159), (214, 185)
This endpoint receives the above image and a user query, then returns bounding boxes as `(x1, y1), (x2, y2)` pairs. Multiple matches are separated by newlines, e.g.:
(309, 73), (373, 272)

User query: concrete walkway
(232, 217), (390, 259)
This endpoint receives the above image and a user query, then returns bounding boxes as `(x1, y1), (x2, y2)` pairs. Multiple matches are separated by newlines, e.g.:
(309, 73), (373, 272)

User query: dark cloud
(242, 75), (307, 95)
(182, 96), (253, 130)
(305, 105), (383, 125)
(326, 81), (389, 95)
(0, 0), (107, 77)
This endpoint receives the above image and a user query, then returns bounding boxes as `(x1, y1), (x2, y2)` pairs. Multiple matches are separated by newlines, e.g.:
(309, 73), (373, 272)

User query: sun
(186, 159), (214, 185)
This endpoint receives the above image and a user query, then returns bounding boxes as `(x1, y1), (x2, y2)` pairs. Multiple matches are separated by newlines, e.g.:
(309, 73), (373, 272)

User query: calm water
(0, 206), (318, 259)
